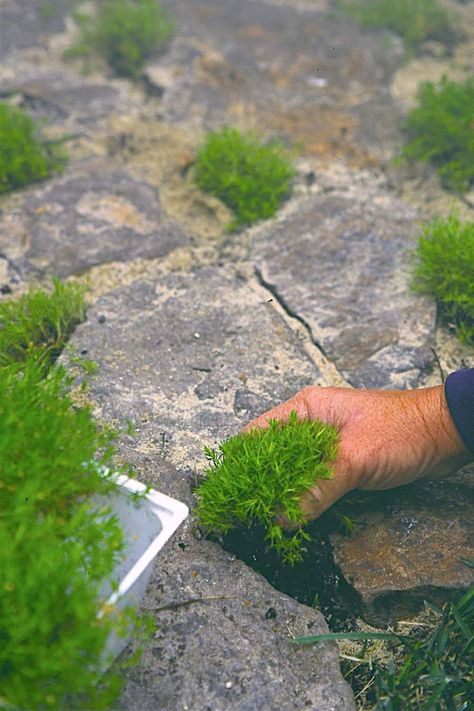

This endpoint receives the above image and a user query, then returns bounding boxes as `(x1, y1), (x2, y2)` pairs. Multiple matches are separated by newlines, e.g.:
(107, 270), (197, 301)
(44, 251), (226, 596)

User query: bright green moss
(193, 127), (296, 230)
(401, 76), (474, 193)
(0, 281), (152, 708)
(412, 213), (474, 344)
(336, 0), (458, 52)
(0, 102), (66, 194)
(65, 0), (175, 79)
(0, 278), (86, 372)
(0, 358), (132, 710)
(195, 412), (338, 564)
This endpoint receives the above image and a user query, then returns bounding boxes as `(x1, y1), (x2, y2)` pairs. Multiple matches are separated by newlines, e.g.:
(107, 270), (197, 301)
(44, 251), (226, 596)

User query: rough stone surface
(330, 468), (474, 626)
(0, 0), (72, 59)
(153, 0), (405, 164)
(251, 186), (436, 388)
(69, 266), (327, 471)
(120, 531), (354, 711)
(67, 266), (355, 710)
(1, 164), (189, 278)
(1, 73), (128, 127)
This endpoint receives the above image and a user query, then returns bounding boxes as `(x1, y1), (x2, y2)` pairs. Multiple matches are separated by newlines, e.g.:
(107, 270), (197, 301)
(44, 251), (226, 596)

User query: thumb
(276, 457), (355, 529)
(298, 457), (355, 522)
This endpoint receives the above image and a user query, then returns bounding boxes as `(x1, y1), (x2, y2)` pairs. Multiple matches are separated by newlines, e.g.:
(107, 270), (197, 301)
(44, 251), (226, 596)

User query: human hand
(245, 385), (471, 522)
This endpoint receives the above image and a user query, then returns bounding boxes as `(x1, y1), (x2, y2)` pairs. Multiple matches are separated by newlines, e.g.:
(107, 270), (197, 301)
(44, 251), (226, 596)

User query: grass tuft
(195, 412), (338, 564)
(0, 278), (87, 372)
(65, 0), (175, 80)
(193, 127), (296, 230)
(412, 213), (474, 344)
(0, 102), (66, 194)
(335, 0), (458, 53)
(295, 573), (474, 709)
(401, 76), (474, 193)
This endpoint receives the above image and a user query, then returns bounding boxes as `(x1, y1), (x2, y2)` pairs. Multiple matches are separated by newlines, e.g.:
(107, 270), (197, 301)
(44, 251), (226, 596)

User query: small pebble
(98, 314), (106, 324)
(193, 332), (200, 339)
(225, 681), (233, 689)
(265, 607), (277, 620)
(191, 525), (203, 540)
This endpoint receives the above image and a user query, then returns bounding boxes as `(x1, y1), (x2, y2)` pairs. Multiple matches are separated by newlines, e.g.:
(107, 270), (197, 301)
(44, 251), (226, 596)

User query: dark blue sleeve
(444, 368), (474, 453)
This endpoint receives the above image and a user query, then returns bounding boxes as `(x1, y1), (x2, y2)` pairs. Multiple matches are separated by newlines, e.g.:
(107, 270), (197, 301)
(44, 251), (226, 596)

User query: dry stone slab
(330, 468), (474, 626)
(0, 61), (152, 137)
(3, 163), (189, 278)
(0, 73), (131, 128)
(0, 0), (72, 59)
(152, 0), (404, 164)
(251, 188), (436, 388)
(67, 265), (355, 710)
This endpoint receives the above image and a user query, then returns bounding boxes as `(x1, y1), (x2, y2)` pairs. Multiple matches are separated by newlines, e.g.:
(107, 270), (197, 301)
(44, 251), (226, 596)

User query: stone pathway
(1, 1), (473, 708)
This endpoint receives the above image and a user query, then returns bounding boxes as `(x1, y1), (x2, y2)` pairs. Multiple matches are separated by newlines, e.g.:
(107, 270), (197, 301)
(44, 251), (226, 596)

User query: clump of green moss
(0, 102), (66, 194)
(0, 278), (86, 372)
(335, 0), (458, 52)
(0, 281), (152, 708)
(401, 76), (474, 193)
(412, 213), (474, 344)
(65, 0), (175, 79)
(0, 357), (134, 710)
(193, 127), (296, 230)
(195, 412), (338, 564)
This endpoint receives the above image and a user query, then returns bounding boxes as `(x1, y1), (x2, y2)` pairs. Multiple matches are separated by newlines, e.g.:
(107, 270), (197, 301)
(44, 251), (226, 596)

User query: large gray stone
(120, 531), (354, 711)
(1, 74), (124, 126)
(251, 188), (436, 388)
(68, 266), (355, 710)
(330, 468), (474, 626)
(0, 0), (72, 59)
(0, 68), (146, 132)
(151, 0), (405, 164)
(6, 164), (189, 278)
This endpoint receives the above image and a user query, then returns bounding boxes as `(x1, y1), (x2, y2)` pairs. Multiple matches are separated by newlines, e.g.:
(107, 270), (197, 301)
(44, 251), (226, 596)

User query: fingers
(276, 458), (355, 527)
(243, 385), (357, 524)
(243, 385), (352, 433)
(299, 468), (353, 521)
(243, 389), (311, 432)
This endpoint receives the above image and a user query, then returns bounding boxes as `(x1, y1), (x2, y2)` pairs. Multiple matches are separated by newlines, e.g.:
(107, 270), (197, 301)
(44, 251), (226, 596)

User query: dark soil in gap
(214, 513), (363, 631)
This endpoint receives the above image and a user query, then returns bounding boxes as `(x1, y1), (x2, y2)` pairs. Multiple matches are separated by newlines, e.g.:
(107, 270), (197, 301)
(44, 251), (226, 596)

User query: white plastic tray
(96, 475), (188, 662)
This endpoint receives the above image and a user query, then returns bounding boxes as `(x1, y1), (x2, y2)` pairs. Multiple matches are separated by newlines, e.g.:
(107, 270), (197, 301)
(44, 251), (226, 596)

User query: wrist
(444, 369), (474, 455)
(431, 384), (469, 459)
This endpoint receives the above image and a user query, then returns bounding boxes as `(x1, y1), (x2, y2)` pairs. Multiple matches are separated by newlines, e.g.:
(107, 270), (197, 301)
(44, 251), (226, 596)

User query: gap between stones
(253, 266), (349, 387)
(198, 267), (362, 630)
(213, 516), (364, 632)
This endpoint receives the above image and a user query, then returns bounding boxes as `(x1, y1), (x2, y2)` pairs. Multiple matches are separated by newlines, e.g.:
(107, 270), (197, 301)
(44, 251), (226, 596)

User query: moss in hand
(193, 127), (296, 230)
(0, 102), (66, 194)
(412, 212), (474, 344)
(195, 412), (338, 564)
